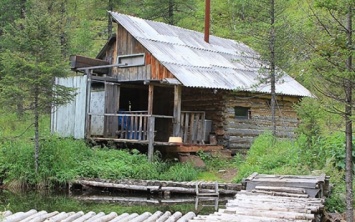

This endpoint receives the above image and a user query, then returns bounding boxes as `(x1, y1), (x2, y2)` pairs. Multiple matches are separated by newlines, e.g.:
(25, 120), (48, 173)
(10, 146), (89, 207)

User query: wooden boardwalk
(190, 173), (329, 222)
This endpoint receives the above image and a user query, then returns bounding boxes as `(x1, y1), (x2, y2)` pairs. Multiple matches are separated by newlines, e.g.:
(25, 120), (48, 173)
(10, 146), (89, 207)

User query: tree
(231, 0), (294, 137)
(0, 0), (75, 174)
(138, 0), (196, 25)
(306, 1), (354, 221)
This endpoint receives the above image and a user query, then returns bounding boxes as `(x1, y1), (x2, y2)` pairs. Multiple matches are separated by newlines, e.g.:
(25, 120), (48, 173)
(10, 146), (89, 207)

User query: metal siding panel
(109, 12), (313, 97)
(51, 76), (87, 139)
(90, 91), (105, 136)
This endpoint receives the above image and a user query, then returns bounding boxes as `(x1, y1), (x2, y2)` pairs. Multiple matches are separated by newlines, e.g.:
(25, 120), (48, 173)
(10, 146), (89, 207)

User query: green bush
(233, 132), (307, 182)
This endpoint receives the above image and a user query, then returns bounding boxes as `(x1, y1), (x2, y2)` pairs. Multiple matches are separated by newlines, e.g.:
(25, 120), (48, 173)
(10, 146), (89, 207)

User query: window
(234, 106), (251, 119)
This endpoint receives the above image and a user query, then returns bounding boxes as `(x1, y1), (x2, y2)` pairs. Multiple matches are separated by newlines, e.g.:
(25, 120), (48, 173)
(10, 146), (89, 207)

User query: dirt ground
(217, 168), (238, 182)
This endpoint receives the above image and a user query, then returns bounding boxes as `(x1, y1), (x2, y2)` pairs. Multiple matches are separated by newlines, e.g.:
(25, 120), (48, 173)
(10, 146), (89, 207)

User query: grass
(0, 112), (350, 213)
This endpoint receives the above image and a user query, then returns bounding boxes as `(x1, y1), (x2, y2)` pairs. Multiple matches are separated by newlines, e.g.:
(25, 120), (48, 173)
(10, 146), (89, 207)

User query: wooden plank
(147, 116), (155, 162)
(183, 113), (189, 143)
(70, 55), (110, 68)
(85, 71), (92, 138)
(173, 85), (181, 137)
(189, 113), (195, 143)
(163, 145), (223, 153)
(255, 185), (307, 194)
(148, 85), (154, 115)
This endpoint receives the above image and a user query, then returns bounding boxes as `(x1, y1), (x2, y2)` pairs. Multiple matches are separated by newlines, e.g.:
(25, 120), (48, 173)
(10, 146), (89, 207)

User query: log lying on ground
(72, 179), (240, 195)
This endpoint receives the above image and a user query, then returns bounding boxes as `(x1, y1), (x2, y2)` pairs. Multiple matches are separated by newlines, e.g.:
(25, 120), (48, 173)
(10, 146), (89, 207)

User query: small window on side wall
(234, 106), (251, 119)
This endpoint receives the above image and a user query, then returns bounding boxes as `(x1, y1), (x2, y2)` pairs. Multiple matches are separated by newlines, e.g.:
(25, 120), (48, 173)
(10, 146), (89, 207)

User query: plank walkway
(190, 173), (329, 222)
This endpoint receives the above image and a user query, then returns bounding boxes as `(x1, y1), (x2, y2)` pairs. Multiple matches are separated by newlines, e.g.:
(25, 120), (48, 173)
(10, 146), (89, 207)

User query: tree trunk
(107, 0), (113, 39)
(345, 7), (354, 222)
(34, 87), (40, 175)
(168, 0), (174, 25)
(269, 0), (276, 137)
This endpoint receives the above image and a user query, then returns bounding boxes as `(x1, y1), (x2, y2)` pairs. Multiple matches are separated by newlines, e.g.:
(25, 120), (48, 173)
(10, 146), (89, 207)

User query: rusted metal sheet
(51, 76), (87, 139)
(109, 12), (313, 98)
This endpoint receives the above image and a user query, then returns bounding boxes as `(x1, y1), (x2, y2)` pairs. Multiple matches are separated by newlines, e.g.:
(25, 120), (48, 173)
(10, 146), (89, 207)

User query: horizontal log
(192, 213), (312, 222)
(225, 203), (321, 214)
(255, 185), (307, 194)
(250, 190), (309, 198)
(218, 208), (315, 220)
(73, 180), (238, 195)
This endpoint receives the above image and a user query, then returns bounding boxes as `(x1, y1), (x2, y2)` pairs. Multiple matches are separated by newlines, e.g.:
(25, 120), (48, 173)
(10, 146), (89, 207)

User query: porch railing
(180, 111), (206, 144)
(86, 112), (173, 141)
(87, 111), (207, 144)
(116, 111), (149, 140)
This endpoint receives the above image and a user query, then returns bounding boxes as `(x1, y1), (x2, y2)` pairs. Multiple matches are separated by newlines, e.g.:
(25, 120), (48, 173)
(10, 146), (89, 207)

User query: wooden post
(173, 85), (182, 137)
(147, 84), (155, 162)
(104, 82), (120, 137)
(85, 69), (92, 139)
(148, 116), (155, 162)
(148, 84), (154, 115)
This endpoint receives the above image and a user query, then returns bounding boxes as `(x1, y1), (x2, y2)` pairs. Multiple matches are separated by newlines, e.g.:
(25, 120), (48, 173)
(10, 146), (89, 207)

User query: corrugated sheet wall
(51, 76), (87, 139)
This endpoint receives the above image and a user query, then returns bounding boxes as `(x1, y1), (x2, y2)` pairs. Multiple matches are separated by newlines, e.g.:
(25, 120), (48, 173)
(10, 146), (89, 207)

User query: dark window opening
(234, 106), (251, 119)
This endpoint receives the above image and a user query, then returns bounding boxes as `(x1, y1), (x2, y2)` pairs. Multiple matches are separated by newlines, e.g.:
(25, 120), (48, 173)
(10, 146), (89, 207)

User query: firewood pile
(190, 172), (329, 222)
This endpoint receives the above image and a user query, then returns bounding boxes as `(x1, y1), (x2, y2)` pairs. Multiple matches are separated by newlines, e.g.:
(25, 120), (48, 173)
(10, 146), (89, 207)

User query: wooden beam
(148, 84), (154, 115)
(148, 116), (155, 162)
(70, 55), (110, 74)
(173, 85), (182, 137)
(85, 70), (92, 138)
(161, 145), (223, 153)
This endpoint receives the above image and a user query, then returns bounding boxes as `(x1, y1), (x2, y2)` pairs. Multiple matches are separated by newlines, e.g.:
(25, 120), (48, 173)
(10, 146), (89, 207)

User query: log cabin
(51, 12), (313, 159)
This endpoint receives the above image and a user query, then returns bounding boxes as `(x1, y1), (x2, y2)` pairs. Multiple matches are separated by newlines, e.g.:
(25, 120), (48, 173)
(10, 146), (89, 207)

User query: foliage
(137, 0), (197, 25)
(233, 131), (349, 212)
(233, 132), (307, 183)
(160, 162), (199, 181)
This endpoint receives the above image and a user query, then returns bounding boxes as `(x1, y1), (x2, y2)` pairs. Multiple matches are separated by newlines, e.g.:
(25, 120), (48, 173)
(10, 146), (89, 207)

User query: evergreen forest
(0, 0), (355, 219)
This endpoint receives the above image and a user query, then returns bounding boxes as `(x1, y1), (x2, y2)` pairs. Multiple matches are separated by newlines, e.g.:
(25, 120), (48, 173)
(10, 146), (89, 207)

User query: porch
(87, 110), (223, 160)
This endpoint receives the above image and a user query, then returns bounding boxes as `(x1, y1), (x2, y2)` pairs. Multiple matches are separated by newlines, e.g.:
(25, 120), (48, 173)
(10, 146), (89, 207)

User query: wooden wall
(181, 88), (301, 153)
(99, 24), (174, 81)
(223, 92), (300, 153)
(181, 88), (226, 142)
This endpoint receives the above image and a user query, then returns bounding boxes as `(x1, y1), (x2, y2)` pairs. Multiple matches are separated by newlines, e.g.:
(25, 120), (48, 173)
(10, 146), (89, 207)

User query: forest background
(0, 0), (354, 217)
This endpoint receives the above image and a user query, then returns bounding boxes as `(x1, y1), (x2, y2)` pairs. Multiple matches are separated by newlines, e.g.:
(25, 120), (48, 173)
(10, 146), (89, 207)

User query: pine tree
(231, 0), (293, 137)
(307, 1), (355, 220)
(0, 0), (75, 174)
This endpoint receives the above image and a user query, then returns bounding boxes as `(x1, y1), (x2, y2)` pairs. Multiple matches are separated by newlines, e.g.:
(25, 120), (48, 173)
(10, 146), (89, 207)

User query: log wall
(181, 88), (225, 138)
(181, 89), (300, 153)
(223, 92), (300, 153)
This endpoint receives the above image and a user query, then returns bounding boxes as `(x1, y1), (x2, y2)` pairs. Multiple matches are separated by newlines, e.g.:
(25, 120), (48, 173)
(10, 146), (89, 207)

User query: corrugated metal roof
(110, 12), (313, 97)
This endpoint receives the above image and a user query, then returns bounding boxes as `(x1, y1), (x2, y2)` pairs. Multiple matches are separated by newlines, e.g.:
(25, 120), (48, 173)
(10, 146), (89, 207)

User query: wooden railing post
(84, 69), (92, 138)
(148, 116), (155, 162)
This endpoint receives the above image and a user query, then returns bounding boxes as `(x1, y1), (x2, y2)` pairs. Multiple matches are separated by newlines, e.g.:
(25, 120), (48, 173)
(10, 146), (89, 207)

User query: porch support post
(148, 84), (154, 115)
(173, 85), (182, 137)
(84, 69), (92, 139)
(148, 116), (155, 162)
(147, 84), (154, 162)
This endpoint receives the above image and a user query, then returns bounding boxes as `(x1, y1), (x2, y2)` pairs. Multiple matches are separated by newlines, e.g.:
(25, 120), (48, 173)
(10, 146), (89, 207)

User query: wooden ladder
(195, 182), (219, 196)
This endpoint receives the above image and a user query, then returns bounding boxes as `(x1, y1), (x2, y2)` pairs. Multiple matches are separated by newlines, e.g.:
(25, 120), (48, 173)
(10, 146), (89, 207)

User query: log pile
(190, 173), (327, 222)
(1, 210), (196, 222)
